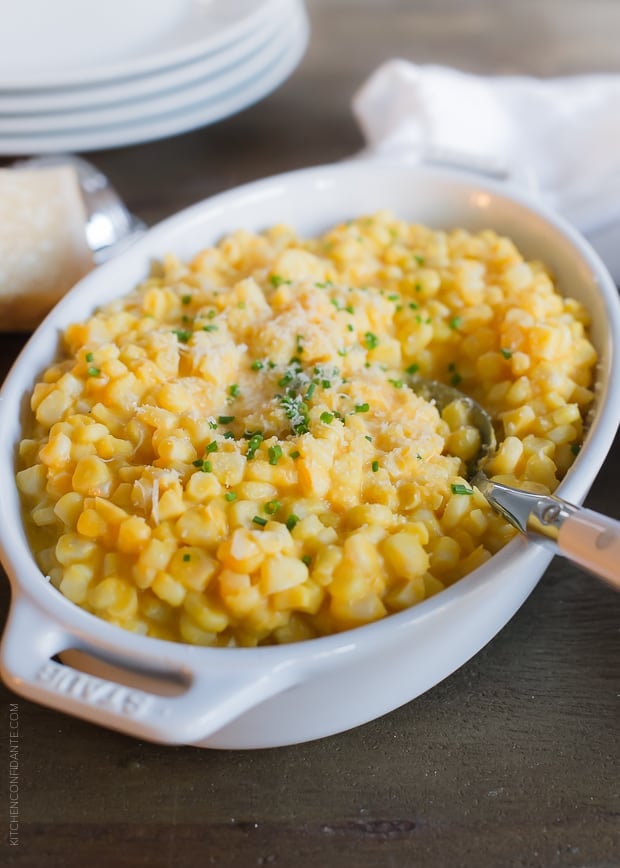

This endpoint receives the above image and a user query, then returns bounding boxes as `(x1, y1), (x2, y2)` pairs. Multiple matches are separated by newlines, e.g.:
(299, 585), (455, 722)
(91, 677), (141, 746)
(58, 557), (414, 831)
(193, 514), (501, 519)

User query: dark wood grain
(2, 2), (620, 866)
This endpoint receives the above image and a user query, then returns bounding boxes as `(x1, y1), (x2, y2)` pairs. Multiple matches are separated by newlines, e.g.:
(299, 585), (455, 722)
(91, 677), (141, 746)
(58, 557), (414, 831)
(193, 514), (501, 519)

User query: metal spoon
(409, 379), (620, 589)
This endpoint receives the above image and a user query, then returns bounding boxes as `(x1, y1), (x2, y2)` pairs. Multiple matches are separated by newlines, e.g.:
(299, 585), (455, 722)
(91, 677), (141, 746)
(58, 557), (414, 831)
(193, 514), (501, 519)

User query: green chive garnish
(451, 483), (473, 495)
(286, 515), (300, 531)
(183, 553), (191, 562)
(268, 445), (283, 466)
(501, 348), (513, 359)
(182, 294), (191, 305)
(229, 384), (240, 397)
(269, 274), (291, 288)
(85, 352), (94, 362)
(218, 415), (235, 424)
(225, 492), (237, 502)
(252, 516), (268, 527)
(265, 500), (281, 515)
(371, 460), (380, 472)
(364, 332), (379, 350)
(320, 411), (334, 424)
(355, 403), (370, 413)
(87, 366), (100, 377)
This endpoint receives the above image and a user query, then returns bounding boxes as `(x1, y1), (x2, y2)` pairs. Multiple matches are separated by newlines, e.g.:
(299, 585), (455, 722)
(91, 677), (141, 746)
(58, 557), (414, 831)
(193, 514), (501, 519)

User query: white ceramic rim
(0, 11), (309, 156)
(0, 0), (287, 91)
(0, 5), (284, 116)
(0, 4), (301, 135)
(1, 160), (619, 743)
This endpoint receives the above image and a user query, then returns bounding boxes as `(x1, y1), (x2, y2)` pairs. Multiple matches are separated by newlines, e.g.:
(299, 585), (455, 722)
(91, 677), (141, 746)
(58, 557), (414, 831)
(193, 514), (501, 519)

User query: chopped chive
(365, 435), (372, 442)
(290, 450), (300, 460)
(252, 516), (268, 527)
(345, 304), (355, 314)
(320, 411), (334, 424)
(347, 323), (354, 332)
(205, 441), (218, 454)
(355, 403), (370, 413)
(371, 460), (380, 472)
(414, 254), (425, 265)
(337, 348), (348, 357)
(87, 366), (100, 377)
(229, 384), (240, 397)
(225, 491), (237, 502)
(305, 383), (316, 400)
(415, 282), (423, 292)
(207, 310), (217, 319)
(364, 331), (379, 350)
(408, 302), (419, 310)
(286, 514), (300, 531)
(268, 444), (283, 466)
(450, 372), (463, 386)
(202, 324), (218, 332)
(218, 415), (235, 424)
(269, 274), (291, 288)
(223, 431), (235, 439)
(264, 500), (281, 515)
(246, 432), (264, 460)
(301, 555), (312, 567)
(387, 294), (400, 302)
(182, 294), (192, 305)
(451, 483), (473, 495)
(321, 379), (332, 389)
(449, 316), (462, 330)
(172, 329), (192, 343)
(501, 348), (513, 359)
(85, 352), (94, 363)
(389, 379), (403, 389)
(251, 360), (264, 371)
(208, 420), (218, 430)
(182, 553), (191, 562)
(406, 363), (420, 375)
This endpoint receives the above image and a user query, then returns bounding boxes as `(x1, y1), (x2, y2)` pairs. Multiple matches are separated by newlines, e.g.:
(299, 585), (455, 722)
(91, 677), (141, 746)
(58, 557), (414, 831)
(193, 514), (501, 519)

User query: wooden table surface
(2, 2), (619, 866)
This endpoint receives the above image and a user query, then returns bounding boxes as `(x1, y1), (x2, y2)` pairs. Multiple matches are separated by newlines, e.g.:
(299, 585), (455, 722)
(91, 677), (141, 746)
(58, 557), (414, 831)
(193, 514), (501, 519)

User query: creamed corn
(17, 212), (597, 646)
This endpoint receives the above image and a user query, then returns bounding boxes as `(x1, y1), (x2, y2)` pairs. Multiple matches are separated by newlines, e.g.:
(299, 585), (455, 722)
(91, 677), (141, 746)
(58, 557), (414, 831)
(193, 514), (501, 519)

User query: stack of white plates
(0, 0), (309, 155)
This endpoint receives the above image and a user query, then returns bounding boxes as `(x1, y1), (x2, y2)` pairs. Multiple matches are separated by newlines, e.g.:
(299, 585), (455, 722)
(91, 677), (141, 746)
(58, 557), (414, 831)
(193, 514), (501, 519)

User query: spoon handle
(557, 509), (620, 589)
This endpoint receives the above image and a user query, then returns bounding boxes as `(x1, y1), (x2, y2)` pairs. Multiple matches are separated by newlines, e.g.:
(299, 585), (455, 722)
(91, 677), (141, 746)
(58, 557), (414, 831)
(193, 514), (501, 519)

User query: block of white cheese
(0, 166), (94, 331)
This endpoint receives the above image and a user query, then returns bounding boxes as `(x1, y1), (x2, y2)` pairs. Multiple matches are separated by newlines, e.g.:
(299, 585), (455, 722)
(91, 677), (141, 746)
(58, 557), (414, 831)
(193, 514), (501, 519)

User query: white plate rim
(0, 7), (301, 135)
(0, 0), (286, 91)
(0, 12), (309, 154)
(0, 9), (282, 115)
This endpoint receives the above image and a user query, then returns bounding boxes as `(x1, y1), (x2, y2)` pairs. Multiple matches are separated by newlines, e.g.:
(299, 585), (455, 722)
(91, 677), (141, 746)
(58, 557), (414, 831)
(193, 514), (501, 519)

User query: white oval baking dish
(1, 161), (619, 749)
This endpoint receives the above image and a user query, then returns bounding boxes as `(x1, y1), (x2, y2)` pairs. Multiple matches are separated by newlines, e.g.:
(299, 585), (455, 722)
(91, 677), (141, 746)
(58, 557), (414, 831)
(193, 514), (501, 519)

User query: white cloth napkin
(352, 60), (620, 283)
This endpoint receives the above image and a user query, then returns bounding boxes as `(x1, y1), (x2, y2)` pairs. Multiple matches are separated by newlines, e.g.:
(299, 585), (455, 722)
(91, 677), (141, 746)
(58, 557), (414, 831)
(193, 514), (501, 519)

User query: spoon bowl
(412, 378), (620, 589)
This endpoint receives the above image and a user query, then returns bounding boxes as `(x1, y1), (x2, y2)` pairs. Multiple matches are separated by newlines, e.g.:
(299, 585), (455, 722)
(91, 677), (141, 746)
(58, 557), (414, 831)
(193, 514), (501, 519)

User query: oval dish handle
(0, 595), (294, 746)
